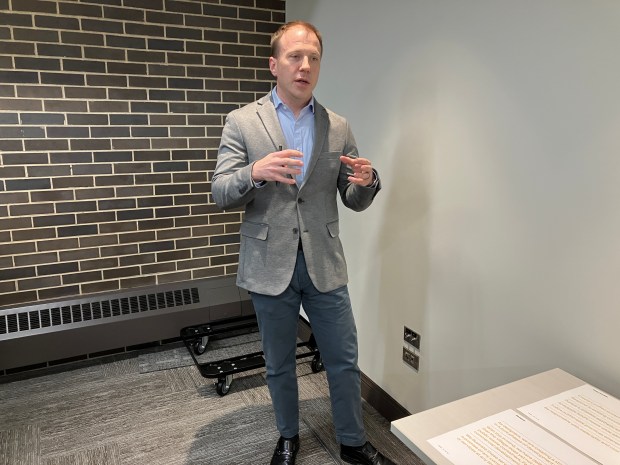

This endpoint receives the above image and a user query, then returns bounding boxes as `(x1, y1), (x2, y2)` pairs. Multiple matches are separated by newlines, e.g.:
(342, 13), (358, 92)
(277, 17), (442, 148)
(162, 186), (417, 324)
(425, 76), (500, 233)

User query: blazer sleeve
(337, 121), (382, 212)
(211, 112), (258, 210)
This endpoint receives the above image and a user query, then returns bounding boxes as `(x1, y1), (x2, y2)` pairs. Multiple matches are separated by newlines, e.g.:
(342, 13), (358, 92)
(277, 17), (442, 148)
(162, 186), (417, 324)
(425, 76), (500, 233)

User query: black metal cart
(180, 315), (324, 396)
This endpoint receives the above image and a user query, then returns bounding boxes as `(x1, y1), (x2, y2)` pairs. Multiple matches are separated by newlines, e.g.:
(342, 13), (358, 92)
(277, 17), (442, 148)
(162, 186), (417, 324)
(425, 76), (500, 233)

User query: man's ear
(269, 56), (277, 77)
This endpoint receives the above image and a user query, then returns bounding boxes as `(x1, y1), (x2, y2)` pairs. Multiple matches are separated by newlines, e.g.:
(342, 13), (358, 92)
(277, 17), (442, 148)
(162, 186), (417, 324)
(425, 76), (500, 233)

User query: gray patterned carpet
(0, 336), (424, 465)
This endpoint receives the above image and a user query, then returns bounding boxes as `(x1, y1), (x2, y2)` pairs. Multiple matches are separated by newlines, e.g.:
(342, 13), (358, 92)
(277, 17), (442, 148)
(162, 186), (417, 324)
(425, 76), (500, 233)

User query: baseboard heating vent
(0, 276), (252, 372)
(0, 288), (199, 339)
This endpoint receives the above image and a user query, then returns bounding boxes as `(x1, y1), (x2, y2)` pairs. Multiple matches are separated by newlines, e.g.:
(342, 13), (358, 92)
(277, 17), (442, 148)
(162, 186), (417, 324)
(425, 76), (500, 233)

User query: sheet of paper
(518, 384), (620, 465)
(428, 409), (598, 465)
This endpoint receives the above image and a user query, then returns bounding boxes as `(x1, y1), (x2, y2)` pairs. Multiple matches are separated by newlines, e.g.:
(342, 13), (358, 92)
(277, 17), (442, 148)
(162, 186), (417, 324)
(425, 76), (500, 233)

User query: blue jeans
(250, 250), (366, 447)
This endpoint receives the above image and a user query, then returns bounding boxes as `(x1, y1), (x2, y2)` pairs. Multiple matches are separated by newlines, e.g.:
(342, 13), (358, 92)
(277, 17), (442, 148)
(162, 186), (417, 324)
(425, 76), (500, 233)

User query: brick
(106, 62), (147, 75)
(6, 178), (51, 191)
(10, 203), (55, 216)
(167, 52), (203, 65)
(0, 12), (32, 27)
(147, 38), (184, 51)
(88, 101), (128, 113)
(63, 270), (103, 285)
(147, 63), (185, 77)
(0, 71), (39, 84)
(137, 218), (173, 230)
(55, 201), (98, 213)
(82, 18), (123, 33)
(117, 231), (155, 244)
(157, 270), (191, 284)
(0, 126), (45, 138)
(61, 31), (105, 46)
(131, 126), (168, 138)
(38, 285), (81, 301)
(124, 0), (163, 10)
(33, 214), (75, 228)
(185, 41), (220, 54)
(58, 224), (99, 237)
(81, 280), (119, 295)
(141, 262), (176, 275)
(30, 190), (74, 202)
(14, 28), (59, 44)
(127, 76), (166, 88)
(90, 126), (130, 138)
(1, 266), (36, 280)
(0, 240), (36, 256)
(127, 50), (166, 63)
(106, 34), (146, 50)
(165, 26), (202, 40)
(13, 228), (55, 241)
(124, 23), (163, 37)
(62, 59), (106, 73)
(59, 2), (103, 17)
(117, 208), (154, 221)
(73, 188), (113, 201)
(46, 126), (89, 138)
(70, 139), (111, 151)
(44, 100), (87, 112)
(52, 176), (94, 189)
(35, 15), (79, 30)
(64, 87), (107, 99)
(100, 244), (138, 257)
(103, 6), (144, 21)
(203, 4), (237, 18)
(37, 238), (79, 252)
(37, 262), (79, 276)
(20, 113), (65, 125)
(77, 211), (115, 225)
(185, 14), (220, 29)
(40, 72), (85, 86)
(0, 291), (38, 307)
(108, 88), (148, 100)
(84, 46), (126, 61)
(146, 11), (184, 25)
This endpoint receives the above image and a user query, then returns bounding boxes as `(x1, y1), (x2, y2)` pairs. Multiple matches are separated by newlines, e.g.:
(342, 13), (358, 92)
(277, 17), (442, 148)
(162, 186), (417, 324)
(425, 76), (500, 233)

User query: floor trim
(361, 372), (410, 421)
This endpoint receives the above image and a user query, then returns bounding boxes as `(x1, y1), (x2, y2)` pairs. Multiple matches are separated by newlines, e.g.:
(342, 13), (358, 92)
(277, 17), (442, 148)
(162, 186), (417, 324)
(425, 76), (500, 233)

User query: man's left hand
(340, 156), (375, 187)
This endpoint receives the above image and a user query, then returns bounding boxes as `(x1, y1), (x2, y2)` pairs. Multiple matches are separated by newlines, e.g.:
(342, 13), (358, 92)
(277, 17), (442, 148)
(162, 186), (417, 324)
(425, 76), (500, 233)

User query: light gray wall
(288, 0), (620, 413)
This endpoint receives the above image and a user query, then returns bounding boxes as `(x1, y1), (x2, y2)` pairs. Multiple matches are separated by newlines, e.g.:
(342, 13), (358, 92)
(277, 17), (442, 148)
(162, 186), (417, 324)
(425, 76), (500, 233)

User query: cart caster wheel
(311, 355), (324, 373)
(216, 374), (233, 396)
(192, 336), (209, 355)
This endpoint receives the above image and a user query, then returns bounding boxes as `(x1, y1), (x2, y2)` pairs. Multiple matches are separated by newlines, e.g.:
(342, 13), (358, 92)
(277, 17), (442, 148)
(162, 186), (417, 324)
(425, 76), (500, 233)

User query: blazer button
(297, 198), (304, 203)
(292, 228), (298, 234)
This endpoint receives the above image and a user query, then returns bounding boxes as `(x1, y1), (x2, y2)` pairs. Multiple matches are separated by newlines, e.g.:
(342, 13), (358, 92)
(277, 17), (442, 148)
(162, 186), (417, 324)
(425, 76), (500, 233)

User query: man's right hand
(251, 149), (303, 185)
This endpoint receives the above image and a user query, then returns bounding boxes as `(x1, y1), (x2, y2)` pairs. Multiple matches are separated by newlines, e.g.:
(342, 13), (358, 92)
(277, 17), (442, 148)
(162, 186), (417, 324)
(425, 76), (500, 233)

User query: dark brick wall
(0, 0), (285, 308)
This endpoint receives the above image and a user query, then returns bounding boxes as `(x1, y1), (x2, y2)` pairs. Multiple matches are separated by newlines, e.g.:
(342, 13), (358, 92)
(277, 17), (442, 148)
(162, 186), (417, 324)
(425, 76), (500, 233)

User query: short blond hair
(270, 21), (323, 58)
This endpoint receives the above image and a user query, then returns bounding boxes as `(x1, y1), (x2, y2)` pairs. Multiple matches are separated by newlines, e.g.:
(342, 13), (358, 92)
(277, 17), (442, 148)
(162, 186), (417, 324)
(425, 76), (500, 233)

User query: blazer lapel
(257, 92), (286, 151)
(300, 100), (328, 187)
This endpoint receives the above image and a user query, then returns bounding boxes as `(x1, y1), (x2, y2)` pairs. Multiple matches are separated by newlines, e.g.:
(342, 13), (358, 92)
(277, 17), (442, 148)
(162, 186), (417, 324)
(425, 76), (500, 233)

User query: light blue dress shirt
(272, 88), (315, 185)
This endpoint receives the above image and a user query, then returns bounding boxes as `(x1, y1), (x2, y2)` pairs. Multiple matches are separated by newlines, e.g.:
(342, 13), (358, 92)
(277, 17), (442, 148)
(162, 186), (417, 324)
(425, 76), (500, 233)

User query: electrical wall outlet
(404, 326), (420, 349)
(402, 346), (419, 371)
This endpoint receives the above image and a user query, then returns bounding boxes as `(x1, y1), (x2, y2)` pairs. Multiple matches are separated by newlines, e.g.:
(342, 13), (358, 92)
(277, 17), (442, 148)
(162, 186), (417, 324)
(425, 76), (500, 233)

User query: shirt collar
(272, 87), (315, 114)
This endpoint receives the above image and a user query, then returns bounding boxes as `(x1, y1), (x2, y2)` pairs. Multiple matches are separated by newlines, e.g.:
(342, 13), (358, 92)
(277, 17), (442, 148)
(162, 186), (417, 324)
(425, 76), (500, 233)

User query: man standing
(212, 21), (394, 465)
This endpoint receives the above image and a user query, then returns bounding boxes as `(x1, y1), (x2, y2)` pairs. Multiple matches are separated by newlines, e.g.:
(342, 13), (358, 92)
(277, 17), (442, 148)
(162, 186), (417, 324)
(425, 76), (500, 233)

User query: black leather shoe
(270, 435), (300, 465)
(340, 441), (395, 465)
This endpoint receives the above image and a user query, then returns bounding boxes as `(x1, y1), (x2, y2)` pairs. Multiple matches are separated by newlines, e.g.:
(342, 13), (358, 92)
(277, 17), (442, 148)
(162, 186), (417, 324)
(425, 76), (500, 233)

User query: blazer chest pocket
(241, 221), (268, 240)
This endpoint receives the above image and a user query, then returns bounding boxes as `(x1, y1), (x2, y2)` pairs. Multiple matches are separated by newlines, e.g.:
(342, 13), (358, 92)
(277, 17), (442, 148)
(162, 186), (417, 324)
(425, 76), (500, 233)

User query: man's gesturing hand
(340, 155), (375, 187)
(252, 149), (303, 185)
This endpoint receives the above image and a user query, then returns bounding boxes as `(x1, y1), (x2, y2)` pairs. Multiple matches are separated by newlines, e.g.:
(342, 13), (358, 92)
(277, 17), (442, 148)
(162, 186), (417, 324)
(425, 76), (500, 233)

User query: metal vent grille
(0, 287), (199, 337)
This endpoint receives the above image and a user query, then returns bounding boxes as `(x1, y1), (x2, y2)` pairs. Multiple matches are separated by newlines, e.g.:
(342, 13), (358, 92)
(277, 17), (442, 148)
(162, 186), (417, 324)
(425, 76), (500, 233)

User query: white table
(390, 368), (586, 465)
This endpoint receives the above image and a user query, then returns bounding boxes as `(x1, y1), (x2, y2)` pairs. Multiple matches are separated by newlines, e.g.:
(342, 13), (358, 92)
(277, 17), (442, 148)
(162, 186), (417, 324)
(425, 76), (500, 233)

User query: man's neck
(274, 87), (311, 119)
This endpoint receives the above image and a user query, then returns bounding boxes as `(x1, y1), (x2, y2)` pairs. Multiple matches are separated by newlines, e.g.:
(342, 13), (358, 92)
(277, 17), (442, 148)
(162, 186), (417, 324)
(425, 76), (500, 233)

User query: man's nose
(300, 56), (310, 70)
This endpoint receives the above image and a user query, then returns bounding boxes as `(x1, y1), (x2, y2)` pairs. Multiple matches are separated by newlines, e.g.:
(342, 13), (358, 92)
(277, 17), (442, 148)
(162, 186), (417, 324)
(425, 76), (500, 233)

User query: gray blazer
(212, 92), (381, 296)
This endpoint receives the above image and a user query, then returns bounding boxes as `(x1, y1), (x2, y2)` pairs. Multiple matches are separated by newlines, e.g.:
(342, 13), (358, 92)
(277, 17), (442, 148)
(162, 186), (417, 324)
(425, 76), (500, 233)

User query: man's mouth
(295, 78), (310, 85)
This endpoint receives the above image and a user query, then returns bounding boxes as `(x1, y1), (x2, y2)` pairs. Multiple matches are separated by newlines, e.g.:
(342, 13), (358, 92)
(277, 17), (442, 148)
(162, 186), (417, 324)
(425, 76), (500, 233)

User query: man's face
(269, 26), (321, 110)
